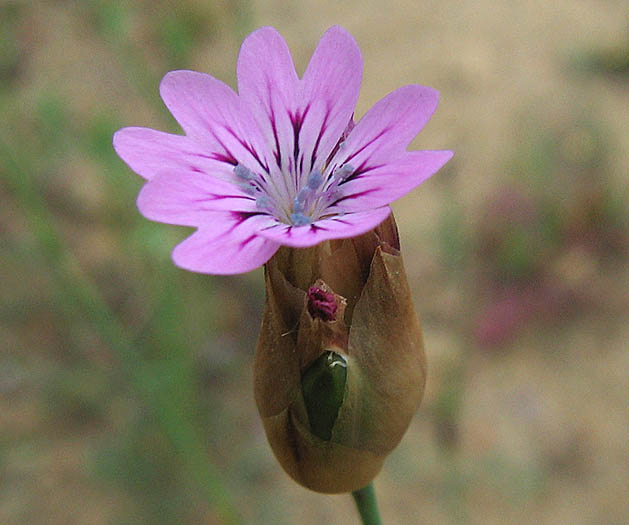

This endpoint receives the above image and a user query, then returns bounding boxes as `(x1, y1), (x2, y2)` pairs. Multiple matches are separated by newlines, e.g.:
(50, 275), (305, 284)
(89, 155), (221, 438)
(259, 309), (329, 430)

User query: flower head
(114, 26), (452, 274)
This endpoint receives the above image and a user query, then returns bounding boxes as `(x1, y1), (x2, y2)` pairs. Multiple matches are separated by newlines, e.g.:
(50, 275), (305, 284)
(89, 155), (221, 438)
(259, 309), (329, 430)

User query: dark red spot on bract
(307, 286), (338, 322)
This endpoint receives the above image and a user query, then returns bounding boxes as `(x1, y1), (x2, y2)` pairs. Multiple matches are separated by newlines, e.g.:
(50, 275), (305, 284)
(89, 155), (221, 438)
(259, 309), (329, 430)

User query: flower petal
(329, 150), (453, 212)
(159, 70), (269, 172)
(172, 213), (280, 274)
(137, 171), (257, 227)
(258, 207), (392, 248)
(297, 26), (362, 173)
(237, 27), (300, 175)
(113, 127), (234, 181)
(330, 85), (440, 172)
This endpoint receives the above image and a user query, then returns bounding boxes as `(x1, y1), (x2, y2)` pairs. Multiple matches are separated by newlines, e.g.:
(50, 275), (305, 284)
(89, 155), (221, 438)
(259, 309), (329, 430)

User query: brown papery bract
(254, 213), (426, 493)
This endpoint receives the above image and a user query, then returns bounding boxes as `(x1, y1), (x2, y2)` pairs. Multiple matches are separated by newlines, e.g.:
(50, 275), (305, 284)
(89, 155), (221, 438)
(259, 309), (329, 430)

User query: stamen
(333, 164), (354, 181)
(296, 188), (311, 202)
(237, 182), (257, 195)
(293, 197), (305, 214)
(234, 163), (255, 181)
(290, 212), (312, 226)
(327, 188), (342, 201)
(307, 169), (324, 190)
(256, 194), (271, 209)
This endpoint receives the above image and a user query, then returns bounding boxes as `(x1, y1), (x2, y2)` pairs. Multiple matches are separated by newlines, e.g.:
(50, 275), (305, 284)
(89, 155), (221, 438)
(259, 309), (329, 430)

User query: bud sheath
(254, 214), (427, 493)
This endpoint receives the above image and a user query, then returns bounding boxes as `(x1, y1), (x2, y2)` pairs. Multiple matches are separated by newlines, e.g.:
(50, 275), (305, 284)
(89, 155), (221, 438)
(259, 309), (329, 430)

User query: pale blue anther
(234, 163), (255, 181)
(290, 212), (312, 226)
(307, 170), (324, 190)
(256, 194), (271, 209)
(296, 187), (311, 202)
(237, 182), (256, 196)
(334, 164), (354, 181)
(293, 197), (305, 214)
(327, 188), (342, 201)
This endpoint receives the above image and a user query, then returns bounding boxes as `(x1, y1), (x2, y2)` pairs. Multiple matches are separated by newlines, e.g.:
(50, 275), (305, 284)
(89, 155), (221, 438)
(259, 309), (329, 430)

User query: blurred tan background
(1, 1), (627, 523)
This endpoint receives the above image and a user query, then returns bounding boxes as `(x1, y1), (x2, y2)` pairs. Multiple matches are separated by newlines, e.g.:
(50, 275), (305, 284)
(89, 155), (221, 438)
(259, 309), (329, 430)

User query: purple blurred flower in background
(114, 26), (452, 274)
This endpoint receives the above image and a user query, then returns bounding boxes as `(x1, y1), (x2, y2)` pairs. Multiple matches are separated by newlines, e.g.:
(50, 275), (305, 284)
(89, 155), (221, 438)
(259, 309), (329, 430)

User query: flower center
(233, 162), (355, 226)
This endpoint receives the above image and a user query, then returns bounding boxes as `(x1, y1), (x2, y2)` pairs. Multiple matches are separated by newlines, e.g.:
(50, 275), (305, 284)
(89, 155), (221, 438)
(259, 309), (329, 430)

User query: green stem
(352, 483), (382, 525)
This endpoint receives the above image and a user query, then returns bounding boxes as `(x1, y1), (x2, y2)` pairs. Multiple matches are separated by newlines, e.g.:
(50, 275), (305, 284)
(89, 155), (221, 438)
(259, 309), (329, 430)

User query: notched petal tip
(159, 69), (189, 89)
(315, 24), (362, 59)
(113, 127), (194, 180)
(158, 69), (218, 94)
(135, 181), (155, 220)
(112, 127), (133, 164)
(247, 25), (284, 41)
(302, 24), (363, 97)
(159, 70), (240, 116)
(324, 24), (354, 36)
(237, 25), (298, 81)
(159, 69), (197, 106)
(112, 126), (145, 156)
(111, 127), (127, 150)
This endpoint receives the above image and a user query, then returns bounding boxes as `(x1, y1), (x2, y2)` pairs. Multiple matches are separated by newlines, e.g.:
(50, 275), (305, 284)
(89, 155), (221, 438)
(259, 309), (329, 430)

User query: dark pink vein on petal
(309, 105), (332, 172)
(338, 161), (384, 185)
(188, 193), (256, 207)
(330, 188), (379, 207)
(224, 124), (270, 175)
(238, 234), (257, 248)
(341, 127), (392, 167)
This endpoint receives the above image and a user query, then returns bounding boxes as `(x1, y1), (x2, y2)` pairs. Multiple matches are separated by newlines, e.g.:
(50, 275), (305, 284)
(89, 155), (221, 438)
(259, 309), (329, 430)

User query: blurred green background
(1, 1), (627, 523)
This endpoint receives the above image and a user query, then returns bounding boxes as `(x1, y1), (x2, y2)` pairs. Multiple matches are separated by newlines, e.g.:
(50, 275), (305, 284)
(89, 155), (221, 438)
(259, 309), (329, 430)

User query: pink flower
(113, 26), (452, 274)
